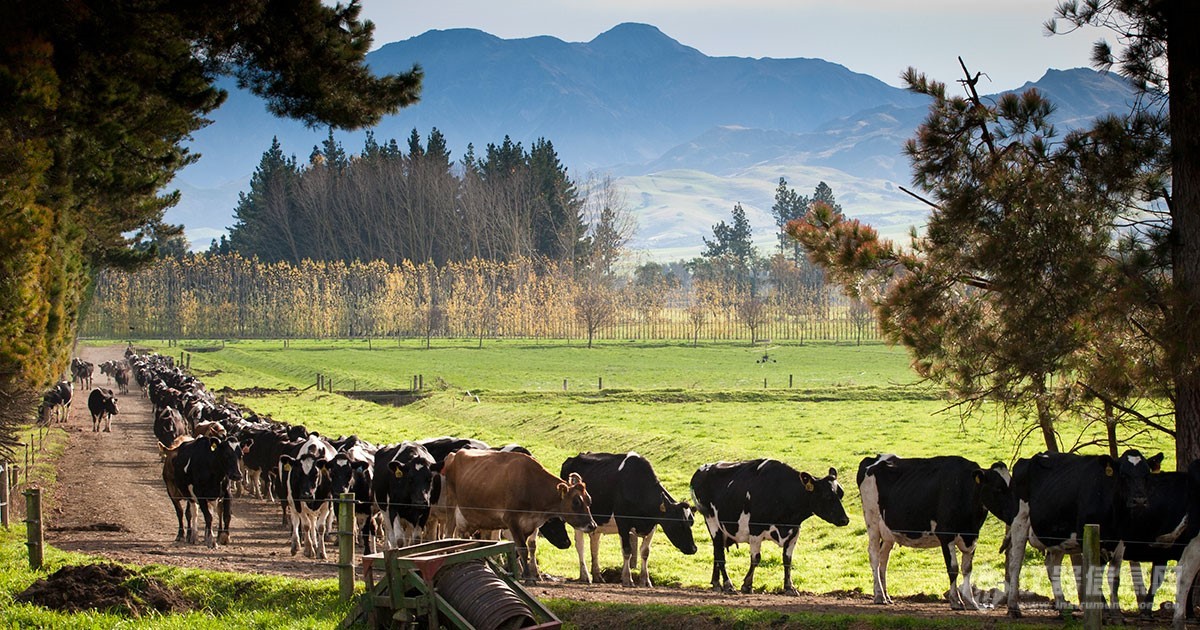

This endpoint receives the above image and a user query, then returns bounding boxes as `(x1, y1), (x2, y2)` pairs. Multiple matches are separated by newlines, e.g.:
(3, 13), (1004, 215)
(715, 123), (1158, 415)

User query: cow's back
(1014, 452), (1115, 547)
(444, 449), (555, 517)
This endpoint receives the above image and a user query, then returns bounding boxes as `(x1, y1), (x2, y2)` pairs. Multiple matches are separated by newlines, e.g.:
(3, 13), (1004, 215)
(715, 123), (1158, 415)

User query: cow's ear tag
(804, 481), (814, 492)
(394, 469), (403, 479)
(659, 502), (666, 513)
(283, 463), (292, 473)
(210, 441), (217, 452)
(1105, 464), (1114, 477)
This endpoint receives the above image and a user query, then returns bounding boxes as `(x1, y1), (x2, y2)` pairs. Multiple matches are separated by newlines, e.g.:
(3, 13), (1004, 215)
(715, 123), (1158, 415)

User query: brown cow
(441, 449), (597, 582)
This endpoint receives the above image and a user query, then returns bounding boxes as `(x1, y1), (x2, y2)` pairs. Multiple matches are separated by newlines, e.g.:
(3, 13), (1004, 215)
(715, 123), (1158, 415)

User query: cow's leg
(316, 507), (329, 559)
(217, 486), (233, 545)
(574, 528), (590, 582)
(710, 536), (733, 592)
(169, 497), (185, 542)
(198, 499), (216, 548)
(878, 540), (896, 604)
(289, 510), (302, 556)
(104, 412), (112, 432)
(1005, 502), (1031, 618)
(740, 535), (763, 594)
(1069, 551), (1085, 611)
(184, 499), (196, 544)
(620, 527), (636, 587)
(1147, 561), (1168, 618)
(958, 539), (983, 610)
(781, 533), (800, 596)
(1130, 561), (1150, 616)
(1044, 549), (1068, 610)
(941, 539), (964, 610)
(638, 529), (655, 587)
(866, 523), (886, 604)
(1175, 538), (1200, 629)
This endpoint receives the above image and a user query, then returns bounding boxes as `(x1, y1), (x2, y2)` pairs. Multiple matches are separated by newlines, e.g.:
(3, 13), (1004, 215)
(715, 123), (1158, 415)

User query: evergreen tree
(703, 203), (760, 292)
(228, 137), (299, 262)
(771, 178), (809, 260)
(529, 139), (585, 262)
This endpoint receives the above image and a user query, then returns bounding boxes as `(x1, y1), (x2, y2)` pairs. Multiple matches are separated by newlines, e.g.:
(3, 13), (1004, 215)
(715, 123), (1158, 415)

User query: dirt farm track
(38, 345), (1152, 627)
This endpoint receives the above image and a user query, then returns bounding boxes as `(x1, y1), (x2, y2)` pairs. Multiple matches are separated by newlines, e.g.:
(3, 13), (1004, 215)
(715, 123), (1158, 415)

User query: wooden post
(317, 373), (323, 391)
(337, 492), (355, 600)
(764, 378), (768, 389)
(0, 462), (9, 528)
(328, 377), (333, 393)
(418, 375), (423, 390)
(789, 374), (793, 388)
(563, 379), (567, 391)
(186, 353), (191, 368)
(1082, 523), (1101, 629)
(598, 376), (603, 390)
(23, 488), (43, 570)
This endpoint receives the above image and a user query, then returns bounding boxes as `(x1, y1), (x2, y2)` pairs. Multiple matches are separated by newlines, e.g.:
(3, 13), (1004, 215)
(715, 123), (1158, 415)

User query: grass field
(112, 337), (1180, 609)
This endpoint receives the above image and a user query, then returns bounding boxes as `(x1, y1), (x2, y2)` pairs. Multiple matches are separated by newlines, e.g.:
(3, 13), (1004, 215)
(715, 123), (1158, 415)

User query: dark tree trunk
(1170, 1), (1200, 469)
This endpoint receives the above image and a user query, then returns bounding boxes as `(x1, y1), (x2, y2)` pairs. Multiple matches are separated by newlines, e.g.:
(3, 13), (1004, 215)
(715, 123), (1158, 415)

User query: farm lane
(47, 344), (329, 578)
(40, 345), (1055, 623)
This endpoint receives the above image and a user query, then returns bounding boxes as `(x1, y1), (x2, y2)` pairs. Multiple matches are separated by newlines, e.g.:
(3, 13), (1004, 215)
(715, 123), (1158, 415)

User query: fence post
(0, 462), (8, 528)
(1082, 523), (1101, 629)
(789, 374), (793, 388)
(23, 488), (43, 570)
(563, 379), (567, 391)
(598, 377), (602, 390)
(418, 375), (423, 390)
(337, 492), (355, 601)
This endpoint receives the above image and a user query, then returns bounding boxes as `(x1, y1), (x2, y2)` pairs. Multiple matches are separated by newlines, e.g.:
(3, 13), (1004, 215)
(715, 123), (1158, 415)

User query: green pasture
(137, 337), (919, 393)
(119, 337), (1178, 611)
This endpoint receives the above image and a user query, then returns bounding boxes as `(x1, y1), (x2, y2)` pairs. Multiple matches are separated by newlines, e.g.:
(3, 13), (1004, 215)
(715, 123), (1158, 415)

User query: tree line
(213, 130), (618, 267)
(78, 254), (876, 345)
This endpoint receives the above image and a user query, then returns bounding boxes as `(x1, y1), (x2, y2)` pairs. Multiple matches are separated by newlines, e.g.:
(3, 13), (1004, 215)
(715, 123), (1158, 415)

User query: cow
(561, 451), (698, 587)
(1005, 450), (1161, 617)
(71, 358), (94, 389)
(39, 380), (72, 424)
(372, 442), (439, 549)
(154, 407), (189, 449)
(690, 459), (850, 595)
(417, 436), (490, 540)
(440, 449), (597, 582)
(280, 451), (336, 558)
(856, 454), (1012, 610)
(1111, 467), (1190, 618)
(113, 367), (130, 395)
(87, 387), (119, 432)
(277, 433), (335, 527)
(193, 420), (227, 439)
(238, 428), (290, 500)
(340, 444), (379, 555)
(417, 436), (490, 462)
(162, 435), (246, 548)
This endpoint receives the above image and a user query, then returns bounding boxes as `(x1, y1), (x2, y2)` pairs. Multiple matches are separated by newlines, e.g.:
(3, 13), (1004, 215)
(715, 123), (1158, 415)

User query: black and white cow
(87, 387), (119, 432)
(856, 454), (1012, 610)
(162, 435), (246, 547)
(39, 380), (72, 424)
(113, 367), (130, 395)
(561, 451), (698, 587)
(690, 459), (850, 594)
(1112, 466), (1190, 618)
(71, 358), (94, 389)
(281, 451), (335, 558)
(1005, 450), (1160, 617)
(372, 442), (439, 548)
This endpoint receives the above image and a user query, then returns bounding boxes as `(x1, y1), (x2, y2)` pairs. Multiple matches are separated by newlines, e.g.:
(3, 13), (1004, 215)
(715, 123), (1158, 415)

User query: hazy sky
(357, 0), (1109, 92)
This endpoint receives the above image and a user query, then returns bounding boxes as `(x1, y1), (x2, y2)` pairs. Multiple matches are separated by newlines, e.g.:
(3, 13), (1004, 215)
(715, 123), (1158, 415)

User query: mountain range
(171, 23), (1141, 258)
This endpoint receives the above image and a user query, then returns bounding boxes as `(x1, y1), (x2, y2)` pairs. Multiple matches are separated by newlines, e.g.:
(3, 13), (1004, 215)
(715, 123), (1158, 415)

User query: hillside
(168, 24), (1139, 258)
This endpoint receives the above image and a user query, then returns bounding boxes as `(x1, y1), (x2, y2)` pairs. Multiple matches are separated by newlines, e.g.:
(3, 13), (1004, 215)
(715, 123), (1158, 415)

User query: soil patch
(15, 563), (194, 617)
(49, 522), (130, 532)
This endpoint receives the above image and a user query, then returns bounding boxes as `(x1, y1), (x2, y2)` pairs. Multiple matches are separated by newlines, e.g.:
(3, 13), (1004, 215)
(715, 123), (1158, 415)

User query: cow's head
(328, 453), (355, 497)
(1115, 449), (1164, 514)
(538, 518), (572, 549)
(101, 391), (119, 415)
(802, 467), (851, 527)
(659, 491), (698, 555)
(973, 461), (1015, 524)
(282, 453), (325, 501)
(387, 445), (438, 519)
(211, 437), (245, 482)
(557, 472), (596, 533)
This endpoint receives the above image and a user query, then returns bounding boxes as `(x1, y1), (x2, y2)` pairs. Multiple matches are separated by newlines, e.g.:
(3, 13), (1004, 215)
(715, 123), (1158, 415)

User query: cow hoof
(784, 588), (799, 596)
(740, 585), (753, 595)
(218, 533), (230, 545)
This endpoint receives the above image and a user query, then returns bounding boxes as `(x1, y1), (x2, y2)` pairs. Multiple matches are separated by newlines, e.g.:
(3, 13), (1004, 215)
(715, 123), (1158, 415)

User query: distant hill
(169, 24), (1140, 258)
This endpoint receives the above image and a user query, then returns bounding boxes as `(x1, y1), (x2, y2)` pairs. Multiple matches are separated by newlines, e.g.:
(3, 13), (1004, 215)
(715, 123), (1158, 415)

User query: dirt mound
(15, 563), (193, 617)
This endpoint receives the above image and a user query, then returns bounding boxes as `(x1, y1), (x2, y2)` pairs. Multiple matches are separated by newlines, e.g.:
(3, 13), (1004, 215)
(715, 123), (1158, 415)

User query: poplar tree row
(80, 254), (876, 344)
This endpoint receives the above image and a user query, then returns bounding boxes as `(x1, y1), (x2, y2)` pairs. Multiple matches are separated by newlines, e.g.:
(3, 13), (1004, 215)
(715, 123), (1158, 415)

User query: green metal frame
(344, 538), (562, 629)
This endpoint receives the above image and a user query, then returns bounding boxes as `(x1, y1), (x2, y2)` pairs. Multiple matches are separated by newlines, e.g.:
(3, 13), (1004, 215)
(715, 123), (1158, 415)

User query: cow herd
(45, 350), (1200, 625)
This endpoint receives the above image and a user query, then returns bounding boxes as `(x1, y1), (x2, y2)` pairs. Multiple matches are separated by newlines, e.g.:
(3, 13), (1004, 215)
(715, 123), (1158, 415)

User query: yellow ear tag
(283, 463), (292, 473)
(1105, 464), (1114, 477)
(394, 469), (403, 479)
(975, 476), (981, 484)
(210, 442), (217, 452)
(659, 502), (667, 513)
(804, 481), (815, 492)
